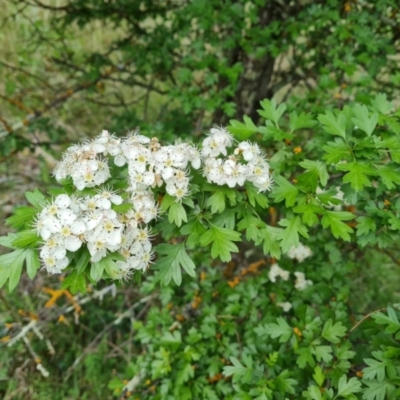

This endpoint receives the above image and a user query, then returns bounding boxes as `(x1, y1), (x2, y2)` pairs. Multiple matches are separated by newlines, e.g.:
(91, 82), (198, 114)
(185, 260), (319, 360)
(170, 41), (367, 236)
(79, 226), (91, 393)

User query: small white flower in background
(268, 263), (290, 282)
(287, 243), (312, 262)
(277, 301), (292, 312)
(294, 271), (313, 291)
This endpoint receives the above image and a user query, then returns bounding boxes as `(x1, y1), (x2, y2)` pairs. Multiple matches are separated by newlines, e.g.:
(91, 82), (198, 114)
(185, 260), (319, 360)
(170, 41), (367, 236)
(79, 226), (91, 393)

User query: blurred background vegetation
(1, 0), (400, 398)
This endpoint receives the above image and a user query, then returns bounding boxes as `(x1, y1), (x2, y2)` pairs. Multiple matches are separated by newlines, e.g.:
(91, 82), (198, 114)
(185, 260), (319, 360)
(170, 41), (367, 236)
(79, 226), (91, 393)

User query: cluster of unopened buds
(35, 128), (273, 279)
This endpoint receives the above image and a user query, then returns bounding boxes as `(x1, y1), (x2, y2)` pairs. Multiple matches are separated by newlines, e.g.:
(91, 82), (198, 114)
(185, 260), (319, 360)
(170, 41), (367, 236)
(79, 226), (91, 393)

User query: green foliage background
(1, 0), (400, 399)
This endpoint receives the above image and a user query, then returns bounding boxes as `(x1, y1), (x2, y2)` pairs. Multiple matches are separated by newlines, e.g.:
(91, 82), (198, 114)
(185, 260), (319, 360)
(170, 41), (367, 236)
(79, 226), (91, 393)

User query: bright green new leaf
(270, 175), (299, 207)
(337, 162), (376, 192)
(206, 186), (237, 214)
(228, 116), (258, 140)
(155, 243), (196, 286)
(352, 104), (378, 136)
(6, 206), (37, 229)
(161, 194), (187, 227)
(200, 225), (241, 262)
(25, 188), (46, 209)
(318, 110), (347, 139)
(11, 230), (41, 248)
(258, 99), (286, 126)
(321, 211), (355, 241)
(313, 366), (325, 387)
(321, 319), (347, 343)
(277, 216), (309, 253)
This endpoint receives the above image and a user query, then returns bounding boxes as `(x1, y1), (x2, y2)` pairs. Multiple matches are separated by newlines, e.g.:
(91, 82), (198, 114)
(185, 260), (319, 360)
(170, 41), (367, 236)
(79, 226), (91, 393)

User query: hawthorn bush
(1, 95), (400, 399)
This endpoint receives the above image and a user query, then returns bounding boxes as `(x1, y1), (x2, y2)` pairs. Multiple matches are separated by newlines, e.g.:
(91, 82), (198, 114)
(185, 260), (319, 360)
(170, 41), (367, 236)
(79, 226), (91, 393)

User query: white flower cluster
(268, 263), (290, 282)
(34, 191), (155, 279)
(202, 128), (272, 192)
(36, 128), (272, 279)
(268, 263), (312, 290)
(294, 272), (313, 291)
(287, 243), (312, 263)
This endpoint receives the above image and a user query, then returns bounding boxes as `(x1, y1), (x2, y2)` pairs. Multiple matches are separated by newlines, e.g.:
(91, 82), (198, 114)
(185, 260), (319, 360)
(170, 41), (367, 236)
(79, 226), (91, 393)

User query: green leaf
(270, 175), (299, 207)
(25, 249), (40, 279)
(371, 93), (393, 114)
(245, 182), (268, 208)
(336, 162), (375, 192)
(362, 380), (393, 400)
(6, 206), (37, 229)
(363, 356), (388, 383)
(228, 116), (258, 140)
(306, 385), (324, 400)
(299, 160), (329, 188)
(321, 211), (355, 241)
(222, 357), (247, 377)
(313, 366), (325, 387)
(356, 217), (376, 236)
(0, 233), (19, 249)
(336, 375), (362, 398)
(237, 213), (264, 242)
(200, 225), (241, 262)
(25, 189), (46, 209)
(112, 203), (133, 213)
(11, 230), (40, 248)
(8, 250), (25, 292)
(257, 225), (282, 259)
(293, 203), (324, 226)
(155, 243), (196, 286)
(296, 347), (315, 369)
(322, 139), (352, 164)
(289, 111), (317, 131)
(61, 271), (87, 294)
(258, 99), (287, 126)
(375, 165), (400, 189)
(352, 104), (378, 136)
(160, 194), (187, 227)
(91, 260), (106, 281)
(277, 216), (309, 253)
(318, 110), (347, 139)
(206, 186), (237, 214)
(181, 219), (207, 248)
(261, 318), (292, 343)
(312, 345), (333, 363)
(75, 249), (91, 274)
(321, 319), (347, 343)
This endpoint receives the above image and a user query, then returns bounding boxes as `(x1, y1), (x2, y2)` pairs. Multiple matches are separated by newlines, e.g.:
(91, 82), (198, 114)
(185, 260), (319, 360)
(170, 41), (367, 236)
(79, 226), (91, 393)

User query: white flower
(277, 301), (292, 312)
(287, 243), (312, 263)
(268, 263), (290, 282)
(294, 271), (313, 291)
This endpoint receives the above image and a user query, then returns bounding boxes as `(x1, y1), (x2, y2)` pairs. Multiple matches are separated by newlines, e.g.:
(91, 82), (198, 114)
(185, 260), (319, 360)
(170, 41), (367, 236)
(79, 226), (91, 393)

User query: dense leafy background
(1, 1), (400, 399)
